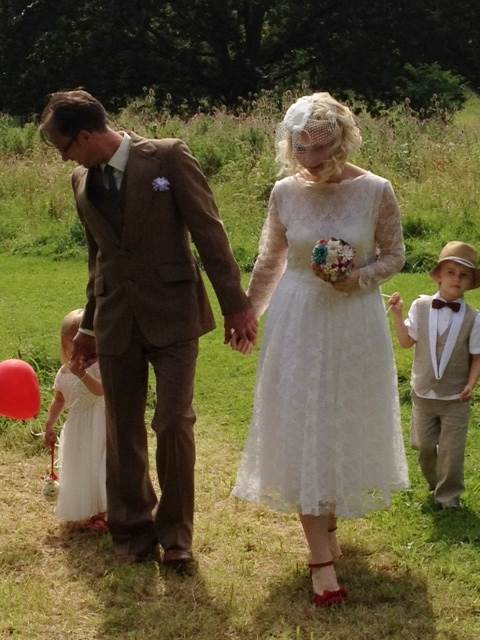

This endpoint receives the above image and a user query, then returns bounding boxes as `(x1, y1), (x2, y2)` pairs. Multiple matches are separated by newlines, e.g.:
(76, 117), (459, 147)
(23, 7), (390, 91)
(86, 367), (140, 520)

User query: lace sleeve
(247, 190), (288, 317)
(358, 181), (405, 288)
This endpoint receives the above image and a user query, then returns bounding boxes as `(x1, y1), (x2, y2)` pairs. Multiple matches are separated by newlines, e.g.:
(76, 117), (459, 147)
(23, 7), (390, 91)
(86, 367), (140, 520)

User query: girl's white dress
(233, 172), (409, 517)
(54, 363), (107, 521)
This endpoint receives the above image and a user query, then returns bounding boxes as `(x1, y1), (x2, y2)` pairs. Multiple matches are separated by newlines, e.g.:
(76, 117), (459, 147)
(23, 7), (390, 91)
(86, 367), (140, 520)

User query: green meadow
(1, 95), (480, 639)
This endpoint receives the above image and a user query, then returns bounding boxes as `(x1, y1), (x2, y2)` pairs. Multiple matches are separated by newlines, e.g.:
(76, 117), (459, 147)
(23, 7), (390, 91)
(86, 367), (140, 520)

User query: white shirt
(405, 292), (480, 399)
(101, 131), (131, 189)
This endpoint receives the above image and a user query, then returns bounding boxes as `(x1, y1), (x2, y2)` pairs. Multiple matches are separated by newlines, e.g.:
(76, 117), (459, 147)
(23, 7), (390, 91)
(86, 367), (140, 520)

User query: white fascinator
(277, 93), (339, 153)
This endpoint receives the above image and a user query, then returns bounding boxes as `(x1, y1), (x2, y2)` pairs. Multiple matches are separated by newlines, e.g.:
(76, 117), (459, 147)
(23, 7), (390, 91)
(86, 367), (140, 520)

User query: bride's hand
(230, 333), (254, 355)
(332, 270), (360, 294)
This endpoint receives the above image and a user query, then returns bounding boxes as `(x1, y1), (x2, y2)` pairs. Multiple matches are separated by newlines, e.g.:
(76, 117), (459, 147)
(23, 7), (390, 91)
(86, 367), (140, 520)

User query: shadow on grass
(421, 498), (480, 546)
(46, 528), (231, 640)
(44, 531), (436, 639)
(246, 545), (435, 640)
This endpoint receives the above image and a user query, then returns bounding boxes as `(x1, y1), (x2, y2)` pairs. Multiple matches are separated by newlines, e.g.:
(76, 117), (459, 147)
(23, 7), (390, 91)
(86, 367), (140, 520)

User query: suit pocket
(156, 262), (199, 283)
(94, 276), (105, 296)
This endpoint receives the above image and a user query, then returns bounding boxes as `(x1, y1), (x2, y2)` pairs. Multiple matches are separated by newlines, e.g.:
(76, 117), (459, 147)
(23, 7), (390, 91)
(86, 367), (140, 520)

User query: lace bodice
(247, 172), (405, 317)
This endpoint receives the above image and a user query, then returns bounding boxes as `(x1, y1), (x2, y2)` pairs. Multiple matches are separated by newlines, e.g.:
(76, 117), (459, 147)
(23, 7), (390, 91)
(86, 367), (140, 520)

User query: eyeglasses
(56, 133), (78, 155)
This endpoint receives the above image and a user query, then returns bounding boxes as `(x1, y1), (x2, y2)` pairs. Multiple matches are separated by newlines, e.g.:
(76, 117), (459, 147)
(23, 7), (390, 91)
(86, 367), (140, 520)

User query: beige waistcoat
(412, 297), (475, 397)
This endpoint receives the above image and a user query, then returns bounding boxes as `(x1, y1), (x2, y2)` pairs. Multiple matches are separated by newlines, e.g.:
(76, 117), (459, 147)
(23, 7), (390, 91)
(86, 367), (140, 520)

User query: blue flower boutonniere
(152, 176), (170, 192)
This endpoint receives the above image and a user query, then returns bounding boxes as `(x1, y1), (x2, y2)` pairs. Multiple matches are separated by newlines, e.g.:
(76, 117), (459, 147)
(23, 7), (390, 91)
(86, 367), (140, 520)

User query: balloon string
(50, 445), (58, 481)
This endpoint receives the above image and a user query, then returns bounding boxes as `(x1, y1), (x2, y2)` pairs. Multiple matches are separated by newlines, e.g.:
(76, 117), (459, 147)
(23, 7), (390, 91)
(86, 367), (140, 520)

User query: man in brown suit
(40, 90), (257, 566)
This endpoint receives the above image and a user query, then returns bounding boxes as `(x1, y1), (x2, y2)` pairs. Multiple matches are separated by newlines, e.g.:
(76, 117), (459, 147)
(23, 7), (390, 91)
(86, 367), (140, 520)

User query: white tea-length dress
(233, 172), (409, 517)
(54, 363), (107, 521)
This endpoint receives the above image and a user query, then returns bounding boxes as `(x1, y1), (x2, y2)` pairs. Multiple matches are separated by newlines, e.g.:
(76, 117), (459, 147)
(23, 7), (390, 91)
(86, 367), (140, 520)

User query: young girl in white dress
(231, 92), (409, 607)
(44, 309), (107, 532)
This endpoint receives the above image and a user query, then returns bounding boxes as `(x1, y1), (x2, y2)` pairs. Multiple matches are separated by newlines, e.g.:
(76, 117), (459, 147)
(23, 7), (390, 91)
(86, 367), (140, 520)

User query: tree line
(0, 0), (478, 118)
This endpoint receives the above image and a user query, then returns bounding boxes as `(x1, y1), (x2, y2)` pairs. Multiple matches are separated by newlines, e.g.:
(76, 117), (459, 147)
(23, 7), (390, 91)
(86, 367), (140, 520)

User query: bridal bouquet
(311, 238), (355, 282)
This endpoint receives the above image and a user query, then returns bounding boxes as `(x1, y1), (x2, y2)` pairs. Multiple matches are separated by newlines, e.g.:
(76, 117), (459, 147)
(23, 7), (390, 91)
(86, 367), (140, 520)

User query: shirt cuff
(78, 327), (95, 337)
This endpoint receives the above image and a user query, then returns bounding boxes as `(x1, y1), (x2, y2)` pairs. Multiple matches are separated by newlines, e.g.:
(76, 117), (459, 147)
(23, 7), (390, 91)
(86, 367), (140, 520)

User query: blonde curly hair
(276, 92), (362, 182)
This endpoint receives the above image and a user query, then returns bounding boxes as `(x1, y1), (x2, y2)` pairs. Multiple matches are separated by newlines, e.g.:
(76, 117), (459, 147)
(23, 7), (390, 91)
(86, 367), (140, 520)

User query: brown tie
(103, 164), (118, 193)
(88, 165), (123, 236)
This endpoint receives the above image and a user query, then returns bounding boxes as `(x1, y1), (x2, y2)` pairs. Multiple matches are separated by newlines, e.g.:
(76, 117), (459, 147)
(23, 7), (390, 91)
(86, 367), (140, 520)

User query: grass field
(1, 255), (480, 639)
(2, 91), (480, 639)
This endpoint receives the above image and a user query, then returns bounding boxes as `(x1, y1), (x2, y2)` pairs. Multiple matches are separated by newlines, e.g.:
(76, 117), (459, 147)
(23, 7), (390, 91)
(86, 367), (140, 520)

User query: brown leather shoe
(162, 549), (195, 574)
(113, 545), (161, 565)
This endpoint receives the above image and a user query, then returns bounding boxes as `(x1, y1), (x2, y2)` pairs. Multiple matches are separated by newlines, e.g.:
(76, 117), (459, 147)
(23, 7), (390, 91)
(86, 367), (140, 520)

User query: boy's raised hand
(387, 292), (403, 314)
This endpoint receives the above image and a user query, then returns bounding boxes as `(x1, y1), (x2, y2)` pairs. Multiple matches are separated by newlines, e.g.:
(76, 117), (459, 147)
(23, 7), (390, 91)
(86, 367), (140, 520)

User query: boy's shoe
(436, 498), (462, 510)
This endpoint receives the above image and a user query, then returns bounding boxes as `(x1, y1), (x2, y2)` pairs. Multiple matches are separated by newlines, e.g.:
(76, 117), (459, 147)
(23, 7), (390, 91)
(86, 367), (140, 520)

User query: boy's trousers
(410, 391), (470, 505)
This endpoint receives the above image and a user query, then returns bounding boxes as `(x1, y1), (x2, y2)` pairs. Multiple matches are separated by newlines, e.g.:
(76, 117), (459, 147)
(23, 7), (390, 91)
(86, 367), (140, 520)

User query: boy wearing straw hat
(388, 241), (480, 508)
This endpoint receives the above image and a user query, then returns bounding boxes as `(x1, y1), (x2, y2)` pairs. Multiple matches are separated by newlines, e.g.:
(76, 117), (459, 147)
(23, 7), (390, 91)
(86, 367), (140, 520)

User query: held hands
(332, 270), (360, 294)
(71, 332), (97, 369)
(224, 306), (258, 346)
(225, 303), (258, 356)
(230, 332), (255, 355)
(69, 358), (87, 379)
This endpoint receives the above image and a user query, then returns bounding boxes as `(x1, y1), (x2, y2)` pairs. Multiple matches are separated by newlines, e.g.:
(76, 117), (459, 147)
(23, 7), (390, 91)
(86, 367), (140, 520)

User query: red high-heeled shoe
(309, 560), (348, 608)
(87, 515), (109, 534)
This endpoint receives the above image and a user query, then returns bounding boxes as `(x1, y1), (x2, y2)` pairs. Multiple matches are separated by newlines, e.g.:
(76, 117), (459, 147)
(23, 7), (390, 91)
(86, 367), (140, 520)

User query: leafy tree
(0, 0), (476, 117)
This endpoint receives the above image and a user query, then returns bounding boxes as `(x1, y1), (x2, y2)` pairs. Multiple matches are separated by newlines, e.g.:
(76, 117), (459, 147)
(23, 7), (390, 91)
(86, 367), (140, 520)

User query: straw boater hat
(429, 241), (480, 289)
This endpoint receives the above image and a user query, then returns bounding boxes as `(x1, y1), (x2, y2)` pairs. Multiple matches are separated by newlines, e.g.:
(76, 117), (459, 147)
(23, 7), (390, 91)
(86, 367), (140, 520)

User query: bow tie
(432, 299), (461, 312)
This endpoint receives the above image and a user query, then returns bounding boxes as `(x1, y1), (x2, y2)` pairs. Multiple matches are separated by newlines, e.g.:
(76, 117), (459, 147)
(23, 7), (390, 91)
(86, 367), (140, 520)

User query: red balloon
(0, 359), (41, 420)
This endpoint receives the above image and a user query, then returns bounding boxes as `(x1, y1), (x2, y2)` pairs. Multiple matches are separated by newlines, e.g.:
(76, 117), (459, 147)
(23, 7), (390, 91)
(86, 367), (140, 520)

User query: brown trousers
(99, 321), (198, 556)
(410, 391), (470, 505)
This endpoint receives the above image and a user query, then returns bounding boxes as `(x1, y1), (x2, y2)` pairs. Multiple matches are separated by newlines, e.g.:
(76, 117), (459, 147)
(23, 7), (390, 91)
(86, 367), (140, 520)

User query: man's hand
(224, 306), (258, 345)
(71, 332), (97, 368)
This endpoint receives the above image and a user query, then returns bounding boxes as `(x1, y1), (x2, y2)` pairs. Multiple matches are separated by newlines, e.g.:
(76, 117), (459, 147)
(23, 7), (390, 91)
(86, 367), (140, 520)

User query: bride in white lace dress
(231, 92), (409, 607)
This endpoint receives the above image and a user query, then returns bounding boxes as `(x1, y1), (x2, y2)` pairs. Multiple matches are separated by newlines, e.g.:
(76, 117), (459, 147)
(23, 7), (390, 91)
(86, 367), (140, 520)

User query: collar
(104, 132), (131, 172)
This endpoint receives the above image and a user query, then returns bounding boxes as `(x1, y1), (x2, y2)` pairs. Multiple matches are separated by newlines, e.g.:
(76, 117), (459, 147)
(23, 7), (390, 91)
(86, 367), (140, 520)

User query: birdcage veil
(275, 92), (362, 180)
(276, 94), (339, 153)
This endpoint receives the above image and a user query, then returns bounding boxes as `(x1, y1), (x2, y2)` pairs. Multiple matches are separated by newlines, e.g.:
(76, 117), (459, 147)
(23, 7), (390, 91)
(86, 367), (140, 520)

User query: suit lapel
(76, 168), (120, 247)
(438, 303), (465, 379)
(428, 303), (440, 379)
(76, 136), (167, 249)
(121, 139), (159, 249)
